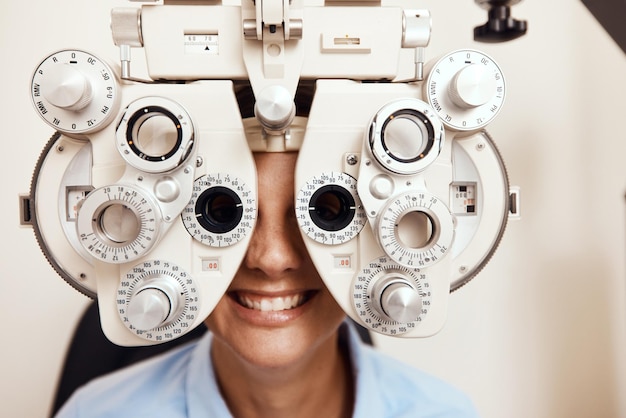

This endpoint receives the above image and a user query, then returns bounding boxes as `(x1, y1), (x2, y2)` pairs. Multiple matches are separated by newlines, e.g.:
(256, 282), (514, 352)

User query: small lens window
(134, 114), (180, 158)
(396, 211), (434, 249)
(97, 204), (140, 244)
(127, 106), (182, 162)
(382, 112), (433, 163)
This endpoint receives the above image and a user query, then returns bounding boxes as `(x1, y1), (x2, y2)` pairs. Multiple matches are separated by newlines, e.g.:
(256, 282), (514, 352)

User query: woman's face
(204, 152), (346, 369)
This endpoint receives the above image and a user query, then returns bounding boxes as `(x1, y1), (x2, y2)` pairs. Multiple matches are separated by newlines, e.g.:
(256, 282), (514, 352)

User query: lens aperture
(196, 186), (243, 234)
(128, 107), (182, 162)
(396, 210), (434, 249)
(182, 173), (256, 248)
(368, 99), (443, 175)
(116, 97), (195, 174)
(132, 112), (180, 159)
(309, 186), (355, 232)
(382, 114), (432, 162)
(98, 203), (140, 244)
(296, 172), (366, 245)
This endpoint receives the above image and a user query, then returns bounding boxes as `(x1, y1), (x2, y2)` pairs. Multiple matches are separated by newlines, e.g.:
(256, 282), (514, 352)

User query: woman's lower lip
(227, 292), (316, 326)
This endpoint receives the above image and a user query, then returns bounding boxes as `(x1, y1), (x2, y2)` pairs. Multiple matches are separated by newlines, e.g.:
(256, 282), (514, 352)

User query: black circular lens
(309, 185), (355, 232)
(195, 186), (243, 234)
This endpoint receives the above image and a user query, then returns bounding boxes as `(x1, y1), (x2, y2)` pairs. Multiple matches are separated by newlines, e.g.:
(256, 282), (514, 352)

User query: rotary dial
(76, 184), (160, 263)
(426, 49), (505, 131)
(377, 191), (454, 268)
(296, 172), (366, 245)
(117, 260), (200, 342)
(31, 50), (119, 135)
(352, 256), (431, 336)
(182, 173), (256, 247)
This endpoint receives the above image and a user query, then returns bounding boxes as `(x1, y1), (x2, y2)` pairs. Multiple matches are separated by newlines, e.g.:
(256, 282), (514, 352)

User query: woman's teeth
(238, 293), (307, 312)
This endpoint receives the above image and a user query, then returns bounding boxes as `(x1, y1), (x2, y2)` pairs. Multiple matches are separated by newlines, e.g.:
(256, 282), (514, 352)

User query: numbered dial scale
(31, 50), (119, 135)
(117, 260), (200, 342)
(426, 49), (505, 131)
(377, 191), (454, 269)
(76, 184), (160, 263)
(296, 172), (366, 245)
(353, 257), (431, 336)
(182, 173), (256, 247)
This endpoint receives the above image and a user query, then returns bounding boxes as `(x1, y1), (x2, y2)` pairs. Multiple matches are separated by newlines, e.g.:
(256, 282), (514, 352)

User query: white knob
(40, 64), (93, 111)
(369, 174), (394, 200)
(448, 64), (496, 109)
(254, 85), (295, 133)
(154, 177), (181, 203)
(380, 282), (423, 323)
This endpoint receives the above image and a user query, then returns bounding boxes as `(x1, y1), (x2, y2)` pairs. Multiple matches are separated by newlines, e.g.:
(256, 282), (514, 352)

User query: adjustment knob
(127, 288), (172, 331)
(75, 184), (160, 264)
(372, 275), (424, 324)
(126, 279), (183, 331)
(254, 85), (295, 133)
(117, 261), (201, 342)
(31, 50), (119, 135)
(41, 64), (93, 111)
(448, 64), (497, 109)
(352, 257), (432, 336)
(425, 49), (505, 131)
(379, 282), (423, 323)
(474, 0), (527, 43)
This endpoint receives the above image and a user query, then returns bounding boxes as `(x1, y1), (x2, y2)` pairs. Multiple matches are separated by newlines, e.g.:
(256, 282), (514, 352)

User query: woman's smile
(232, 290), (317, 312)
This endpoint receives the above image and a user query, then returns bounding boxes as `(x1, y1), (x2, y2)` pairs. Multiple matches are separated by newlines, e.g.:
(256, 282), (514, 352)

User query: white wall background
(1, 1), (625, 417)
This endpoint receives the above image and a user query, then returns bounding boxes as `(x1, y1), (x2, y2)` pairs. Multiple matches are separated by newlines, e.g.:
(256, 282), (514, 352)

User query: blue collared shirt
(55, 322), (479, 417)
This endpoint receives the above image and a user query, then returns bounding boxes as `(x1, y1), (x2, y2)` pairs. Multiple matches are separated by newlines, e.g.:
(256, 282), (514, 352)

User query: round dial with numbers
(352, 256), (431, 336)
(117, 260), (200, 342)
(31, 49), (119, 135)
(377, 191), (454, 268)
(296, 172), (366, 245)
(182, 173), (256, 247)
(425, 49), (505, 131)
(76, 184), (161, 263)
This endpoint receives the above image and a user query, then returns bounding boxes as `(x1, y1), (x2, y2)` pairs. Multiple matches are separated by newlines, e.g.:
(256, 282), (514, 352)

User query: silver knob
(379, 282), (423, 323)
(111, 8), (143, 47)
(126, 279), (183, 331)
(254, 85), (295, 133)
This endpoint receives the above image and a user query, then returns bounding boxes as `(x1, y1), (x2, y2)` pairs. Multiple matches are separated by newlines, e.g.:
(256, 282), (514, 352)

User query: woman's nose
(243, 213), (305, 278)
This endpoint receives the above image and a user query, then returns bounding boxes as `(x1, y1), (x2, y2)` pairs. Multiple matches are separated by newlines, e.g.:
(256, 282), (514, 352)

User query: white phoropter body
(23, 0), (518, 345)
